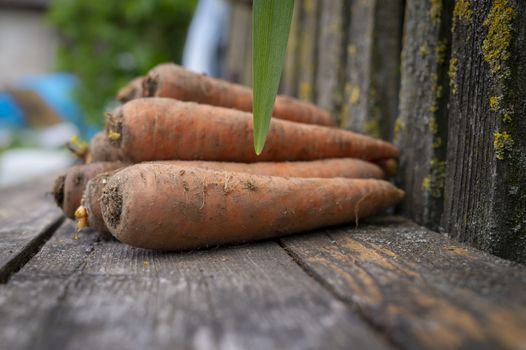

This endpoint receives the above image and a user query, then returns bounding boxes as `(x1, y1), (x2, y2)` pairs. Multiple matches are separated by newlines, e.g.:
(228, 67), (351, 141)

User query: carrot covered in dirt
(87, 132), (124, 163)
(77, 158), (385, 233)
(106, 98), (399, 163)
(53, 162), (125, 219)
(100, 163), (404, 250)
(142, 63), (336, 127)
(117, 76), (143, 103)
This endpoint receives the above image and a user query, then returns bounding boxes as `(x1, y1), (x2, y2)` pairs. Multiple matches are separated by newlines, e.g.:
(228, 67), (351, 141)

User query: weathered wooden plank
(297, 0), (320, 102)
(280, 0), (301, 97)
(396, 0), (453, 229)
(341, 0), (404, 139)
(442, 0), (526, 262)
(281, 216), (526, 350)
(0, 221), (391, 350)
(314, 0), (348, 122)
(223, 2), (252, 84)
(0, 175), (64, 283)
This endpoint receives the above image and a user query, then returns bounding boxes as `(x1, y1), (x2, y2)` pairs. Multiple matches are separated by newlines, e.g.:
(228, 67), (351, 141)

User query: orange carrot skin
(143, 63), (336, 127)
(117, 76), (143, 103)
(108, 98), (399, 163)
(82, 158), (383, 233)
(100, 163), (404, 250)
(88, 132), (124, 163)
(88, 156), (387, 179)
(148, 158), (386, 179)
(60, 162), (125, 219)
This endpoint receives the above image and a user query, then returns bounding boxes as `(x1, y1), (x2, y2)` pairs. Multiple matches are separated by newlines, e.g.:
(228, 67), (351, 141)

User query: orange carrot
(100, 163), (404, 250)
(87, 132), (124, 163)
(79, 158), (384, 233)
(53, 162), (125, 219)
(143, 63), (336, 127)
(106, 98), (399, 163)
(117, 76), (143, 103)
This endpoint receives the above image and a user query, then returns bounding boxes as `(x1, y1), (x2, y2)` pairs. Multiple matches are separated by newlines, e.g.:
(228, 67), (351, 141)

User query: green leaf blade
(252, 0), (294, 155)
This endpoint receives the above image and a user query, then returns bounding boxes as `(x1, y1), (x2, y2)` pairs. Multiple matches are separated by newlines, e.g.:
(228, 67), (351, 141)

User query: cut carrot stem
(88, 132), (124, 163)
(100, 163), (404, 251)
(106, 98), (399, 163)
(142, 63), (336, 127)
(53, 162), (126, 219)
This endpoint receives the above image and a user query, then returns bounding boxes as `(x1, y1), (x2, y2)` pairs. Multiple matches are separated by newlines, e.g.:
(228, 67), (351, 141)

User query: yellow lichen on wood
(436, 39), (448, 65)
(482, 0), (515, 79)
(429, 0), (443, 26)
(453, 0), (472, 30)
(489, 95), (502, 112)
(493, 131), (514, 160)
(448, 57), (459, 94)
(422, 158), (447, 198)
(419, 44), (429, 58)
(350, 85), (360, 105)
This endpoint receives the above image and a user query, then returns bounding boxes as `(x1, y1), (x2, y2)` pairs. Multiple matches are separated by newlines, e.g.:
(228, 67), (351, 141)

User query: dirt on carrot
(100, 163), (404, 251)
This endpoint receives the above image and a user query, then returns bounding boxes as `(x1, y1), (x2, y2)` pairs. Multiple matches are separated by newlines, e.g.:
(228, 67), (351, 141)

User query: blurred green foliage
(48, 0), (197, 127)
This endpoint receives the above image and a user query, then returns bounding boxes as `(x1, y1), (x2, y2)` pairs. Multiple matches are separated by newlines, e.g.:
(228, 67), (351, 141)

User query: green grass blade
(252, 0), (294, 155)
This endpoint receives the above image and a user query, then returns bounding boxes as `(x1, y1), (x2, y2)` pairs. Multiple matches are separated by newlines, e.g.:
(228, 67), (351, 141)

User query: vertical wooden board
(223, 3), (252, 84)
(280, 218), (526, 350)
(0, 222), (391, 350)
(442, 0), (526, 262)
(314, 0), (348, 122)
(370, 0), (404, 140)
(297, 0), (320, 102)
(281, 0), (301, 96)
(0, 176), (63, 283)
(396, 0), (453, 229)
(341, 0), (404, 140)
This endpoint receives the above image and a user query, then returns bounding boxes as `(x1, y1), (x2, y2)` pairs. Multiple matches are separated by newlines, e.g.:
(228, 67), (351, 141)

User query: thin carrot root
(106, 98), (399, 163)
(100, 163), (404, 251)
(142, 63), (336, 126)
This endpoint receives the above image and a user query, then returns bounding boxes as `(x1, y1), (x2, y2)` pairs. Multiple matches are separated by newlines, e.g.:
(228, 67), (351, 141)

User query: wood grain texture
(396, 0), (453, 229)
(297, 0), (320, 102)
(314, 0), (348, 122)
(223, 2), (252, 85)
(341, 0), (404, 140)
(0, 176), (64, 283)
(0, 221), (390, 350)
(281, 0), (301, 97)
(281, 216), (526, 350)
(442, 0), (526, 262)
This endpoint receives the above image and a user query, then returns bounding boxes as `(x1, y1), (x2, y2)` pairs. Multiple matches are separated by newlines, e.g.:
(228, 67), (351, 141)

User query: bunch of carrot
(53, 63), (404, 251)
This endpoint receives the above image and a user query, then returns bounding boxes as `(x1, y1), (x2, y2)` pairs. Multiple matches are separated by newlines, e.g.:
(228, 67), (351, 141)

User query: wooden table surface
(0, 175), (525, 350)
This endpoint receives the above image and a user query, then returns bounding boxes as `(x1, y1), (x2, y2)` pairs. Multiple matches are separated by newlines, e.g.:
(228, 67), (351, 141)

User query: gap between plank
(276, 237), (402, 350)
(0, 216), (65, 284)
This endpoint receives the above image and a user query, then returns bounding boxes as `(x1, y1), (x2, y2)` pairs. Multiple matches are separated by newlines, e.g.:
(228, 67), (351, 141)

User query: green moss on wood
(482, 0), (515, 79)
(419, 44), (429, 58)
(493, 131), (514, 160)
